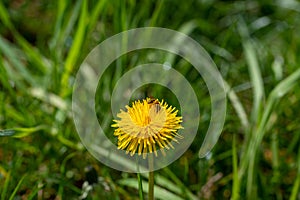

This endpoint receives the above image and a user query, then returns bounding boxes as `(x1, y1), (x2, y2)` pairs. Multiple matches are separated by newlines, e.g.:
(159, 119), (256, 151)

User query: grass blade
(0, 126), (46, 138)
(259, 68), (300, 139)
(137, 173), (145, 200)
(238, 18), (265, 198)
(49, 0), (68, 50)
(60, 0), (88, 97)
(240, 68), (300, 197)
(50, 0), (82, 56)
(29, 87), (70, 111)
(1, 171), (11, 200)
(8, 175), (27, 200)
(27, 183), (43, 200)
(162, 168), (198, 200)
(149, 0), (164, 26)
(225, 81), (249, 130)
(238, 19), (265, 124)
(88, 0), (108, 32)
(0, 2), (47, 74)
(0, 1), (13, 29)
(118, 178), (184, 200)
(243, 40), (264, 122)
(231, 134), (240, 200)
(289, 146), (300, 200)
(0, 36), (36, 87)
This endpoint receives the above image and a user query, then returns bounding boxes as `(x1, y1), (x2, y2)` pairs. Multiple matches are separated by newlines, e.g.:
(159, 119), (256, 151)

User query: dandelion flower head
(112, 98), (183, 158)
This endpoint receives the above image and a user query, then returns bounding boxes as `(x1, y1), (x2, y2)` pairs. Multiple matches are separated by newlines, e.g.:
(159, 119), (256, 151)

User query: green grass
(1, 0), (300, 199)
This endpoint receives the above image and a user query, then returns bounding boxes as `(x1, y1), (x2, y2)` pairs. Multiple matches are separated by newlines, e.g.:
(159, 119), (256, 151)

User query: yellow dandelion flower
(112, 98), (183, 158)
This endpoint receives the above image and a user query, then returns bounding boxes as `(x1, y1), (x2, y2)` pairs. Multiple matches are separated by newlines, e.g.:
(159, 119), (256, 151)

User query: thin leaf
(289, 146), (300, 200)
(0, 36), (36, 86)
(149, 0), (164, 26)
(58, 153), (77, 198)
(243, 40), (264, 121)
(165, 20), (198, 65)
(29, 87), (70, 111)
(118, 178), (184, 200)
(0, 2), (47, 74)
(238, 19), (265, 123)
(0, 56), (15, 96)
(239, 68), (300, 195)
(88, 0), (108, 32)
(27, 183), (43, 200)
(0, 1), (13, 29)
(8, 175), (27, 200)
(1, 171), (11, 200)
(13, 33), (48, 74)
(225, 81), (249, 130)
(49, 0), (68, 50)
(0, 130), (15, 137)
(0, 126), (46, 138)
(50, 0), (82, 56)
(231, 134), (240, 200)
(60, 0), (88, 97)
(162, 168), (198, 200)
(258, 68), (300, 141)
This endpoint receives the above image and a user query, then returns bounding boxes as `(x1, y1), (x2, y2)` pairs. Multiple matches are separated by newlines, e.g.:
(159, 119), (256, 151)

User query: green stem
(148, 171), (154, 200)
(148, 155), (154, 200)
(232, 134), (240, 200)
(137, 173), (144, 200)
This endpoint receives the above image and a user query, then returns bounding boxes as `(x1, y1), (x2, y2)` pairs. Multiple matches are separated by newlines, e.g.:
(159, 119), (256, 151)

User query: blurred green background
(1, 0), (300, 199)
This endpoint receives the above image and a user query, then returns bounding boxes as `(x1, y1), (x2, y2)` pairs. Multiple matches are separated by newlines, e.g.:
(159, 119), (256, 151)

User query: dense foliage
(0, 0), (300, 199)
